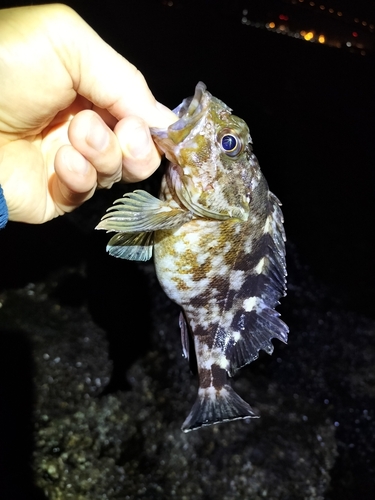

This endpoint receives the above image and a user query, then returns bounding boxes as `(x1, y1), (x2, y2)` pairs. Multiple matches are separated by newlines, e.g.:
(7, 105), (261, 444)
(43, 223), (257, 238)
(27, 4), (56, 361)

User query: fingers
(68, 110), (162, 186)
(53, 145), (97, 213)
(68, 110), (122, 189)
(114, 116), (162, 182)
(54, 109), (162, 214)
(55, 108), (164, 214)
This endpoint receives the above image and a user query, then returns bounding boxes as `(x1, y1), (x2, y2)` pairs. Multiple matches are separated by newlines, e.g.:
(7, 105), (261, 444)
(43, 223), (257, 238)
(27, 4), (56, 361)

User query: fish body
(96, 82), (288, 432)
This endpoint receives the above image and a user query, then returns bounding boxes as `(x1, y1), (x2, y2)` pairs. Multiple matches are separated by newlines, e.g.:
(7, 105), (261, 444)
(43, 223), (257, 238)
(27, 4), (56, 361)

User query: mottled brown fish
(96, 82), (288, 432)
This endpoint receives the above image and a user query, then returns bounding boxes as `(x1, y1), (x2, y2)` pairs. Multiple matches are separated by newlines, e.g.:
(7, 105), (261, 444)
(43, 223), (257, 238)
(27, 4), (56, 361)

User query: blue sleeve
(0, 185), (9, 229)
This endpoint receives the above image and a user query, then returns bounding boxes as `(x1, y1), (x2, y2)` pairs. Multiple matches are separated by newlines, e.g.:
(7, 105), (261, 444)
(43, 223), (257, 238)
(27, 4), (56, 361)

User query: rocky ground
(0, 211), (374, 499)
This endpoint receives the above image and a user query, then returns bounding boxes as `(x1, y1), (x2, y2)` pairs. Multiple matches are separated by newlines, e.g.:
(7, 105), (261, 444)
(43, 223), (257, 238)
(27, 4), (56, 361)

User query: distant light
(352, 31), (358, 37)
(279, 14), (289, 21)
(318, 35), (325, 43)
(309, 1), (315, 5)
(298, 0), (304, 2)
(279, 24), (286, 31)
(370, 24), (374, 29)
(304, 31), (314, 41)
(337, 11), (343, 17)
(320, 5), (325, 10)
(269, 22), (276, 29)
(242, 9), (248, 15)
(346, 42), (352, 47)
(362, 21), (367, 26)
(242, 16), (248, 24)
(300, 30), (306, 36)
(354, 18), (359, 23)
(361, 50), (366, 56)
(329, 8), (334, 14)
(167, 0), (173, 6)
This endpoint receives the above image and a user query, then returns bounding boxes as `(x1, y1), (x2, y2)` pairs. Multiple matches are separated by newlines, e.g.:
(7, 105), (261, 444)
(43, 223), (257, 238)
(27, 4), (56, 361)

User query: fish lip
(150, 82), (208, 144)
(172, 81), (206, 122)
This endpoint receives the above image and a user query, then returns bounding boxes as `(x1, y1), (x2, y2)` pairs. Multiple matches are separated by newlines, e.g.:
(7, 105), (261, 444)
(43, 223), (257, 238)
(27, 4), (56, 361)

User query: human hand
(0, 4), (176, 224)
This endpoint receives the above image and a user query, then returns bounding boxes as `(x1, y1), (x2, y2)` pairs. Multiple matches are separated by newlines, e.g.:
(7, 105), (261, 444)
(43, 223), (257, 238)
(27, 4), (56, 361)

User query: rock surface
(1, 232), (374, 499)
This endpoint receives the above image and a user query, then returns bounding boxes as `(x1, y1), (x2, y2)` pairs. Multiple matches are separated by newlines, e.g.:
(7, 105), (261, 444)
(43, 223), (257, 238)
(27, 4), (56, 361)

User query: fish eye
(218, 130), (243, 157)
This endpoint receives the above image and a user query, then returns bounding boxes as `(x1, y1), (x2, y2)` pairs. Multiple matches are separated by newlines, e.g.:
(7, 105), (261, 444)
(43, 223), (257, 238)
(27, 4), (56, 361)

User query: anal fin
(179, 311), (190, 360)
(179, 311), (198, 374)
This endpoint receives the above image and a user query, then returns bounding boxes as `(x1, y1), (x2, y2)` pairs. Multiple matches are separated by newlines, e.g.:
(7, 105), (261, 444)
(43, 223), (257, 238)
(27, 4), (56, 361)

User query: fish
(96, 82), (288, 432)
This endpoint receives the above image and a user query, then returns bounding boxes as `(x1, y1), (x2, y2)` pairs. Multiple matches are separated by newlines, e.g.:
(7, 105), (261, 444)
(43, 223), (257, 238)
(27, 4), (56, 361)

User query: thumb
(44, 4), (176, 127)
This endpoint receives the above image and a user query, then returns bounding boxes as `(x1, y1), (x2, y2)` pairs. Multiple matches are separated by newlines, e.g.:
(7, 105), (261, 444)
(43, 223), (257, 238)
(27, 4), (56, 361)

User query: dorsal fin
(215, 191), (288, 375)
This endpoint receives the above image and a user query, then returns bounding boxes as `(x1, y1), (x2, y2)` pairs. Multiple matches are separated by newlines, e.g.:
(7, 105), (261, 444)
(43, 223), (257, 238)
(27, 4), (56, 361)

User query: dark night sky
(1, 0), (374, 316)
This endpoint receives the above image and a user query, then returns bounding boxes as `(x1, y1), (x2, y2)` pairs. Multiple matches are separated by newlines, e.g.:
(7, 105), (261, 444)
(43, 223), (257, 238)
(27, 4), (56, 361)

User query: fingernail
(86, 116), (110, 152)
(64, 150), (89, 175)
(127, 125), (151, 159)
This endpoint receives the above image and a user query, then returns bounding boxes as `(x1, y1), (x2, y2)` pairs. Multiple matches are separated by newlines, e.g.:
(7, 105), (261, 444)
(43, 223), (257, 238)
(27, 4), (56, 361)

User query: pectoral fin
(106, 231), (154, 261)
(96, 190), (192, 233)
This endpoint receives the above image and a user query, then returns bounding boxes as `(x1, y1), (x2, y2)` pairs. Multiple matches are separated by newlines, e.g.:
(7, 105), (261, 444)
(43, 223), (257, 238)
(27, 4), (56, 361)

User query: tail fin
(181, 384), (259, 432)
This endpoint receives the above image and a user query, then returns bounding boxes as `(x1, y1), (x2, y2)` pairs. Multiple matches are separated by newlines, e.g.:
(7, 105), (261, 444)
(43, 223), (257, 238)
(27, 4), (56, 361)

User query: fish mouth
(150, 82), (208, 148)
(171, 81), (206, 128)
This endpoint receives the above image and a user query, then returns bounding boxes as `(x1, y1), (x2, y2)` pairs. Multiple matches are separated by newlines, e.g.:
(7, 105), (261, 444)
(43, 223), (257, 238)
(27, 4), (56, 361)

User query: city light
(240, 0), (374, 55)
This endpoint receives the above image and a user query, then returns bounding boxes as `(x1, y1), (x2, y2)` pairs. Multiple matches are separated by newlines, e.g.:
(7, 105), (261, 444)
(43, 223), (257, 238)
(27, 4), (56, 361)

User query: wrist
(0, 185), (8, 229)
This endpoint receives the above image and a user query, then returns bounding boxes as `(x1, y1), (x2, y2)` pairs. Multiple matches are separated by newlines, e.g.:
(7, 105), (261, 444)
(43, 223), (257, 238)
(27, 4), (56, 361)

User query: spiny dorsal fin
(217, 191), (288, 375)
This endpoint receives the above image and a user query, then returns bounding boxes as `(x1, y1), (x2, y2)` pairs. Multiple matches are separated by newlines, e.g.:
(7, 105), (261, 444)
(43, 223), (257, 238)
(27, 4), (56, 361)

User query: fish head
(151, 82), (259, 221)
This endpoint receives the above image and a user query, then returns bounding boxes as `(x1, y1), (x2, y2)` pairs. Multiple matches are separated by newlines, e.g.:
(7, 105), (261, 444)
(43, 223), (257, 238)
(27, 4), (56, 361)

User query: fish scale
(96, 82), (288, 432)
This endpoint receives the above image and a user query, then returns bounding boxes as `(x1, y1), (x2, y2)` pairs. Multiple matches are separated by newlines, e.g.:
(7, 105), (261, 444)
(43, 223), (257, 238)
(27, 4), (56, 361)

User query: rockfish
(96, 82), (288, 432)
